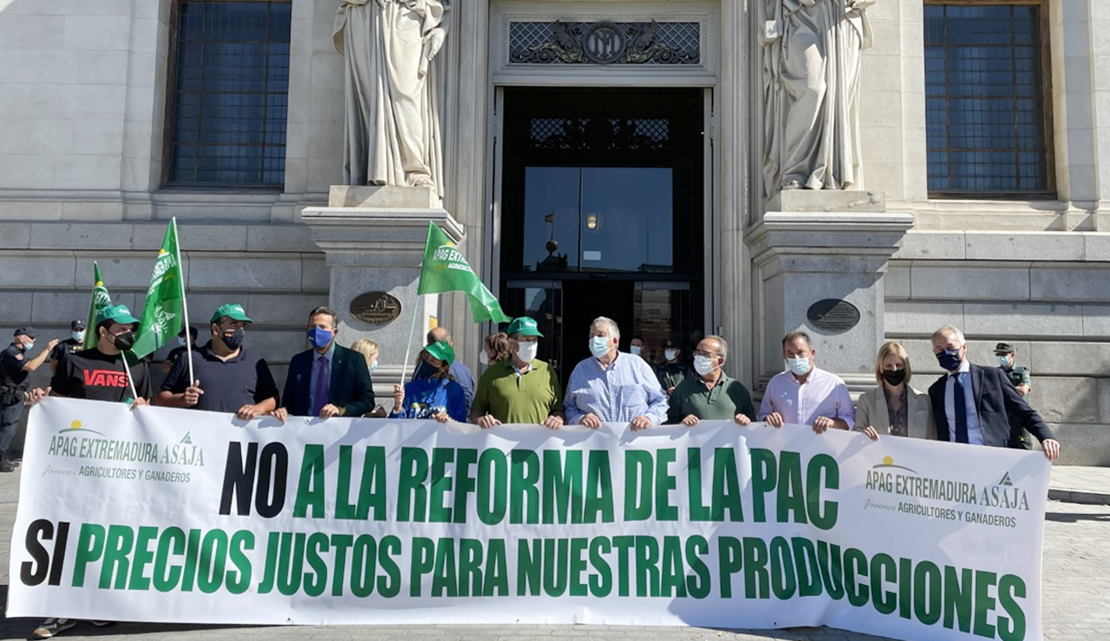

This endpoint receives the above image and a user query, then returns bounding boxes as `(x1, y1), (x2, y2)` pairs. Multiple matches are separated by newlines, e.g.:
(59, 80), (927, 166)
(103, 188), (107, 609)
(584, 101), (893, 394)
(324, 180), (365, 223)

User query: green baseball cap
(424, 340), (455, 366)
(210, 303), (253, 324)
(507, 316), (543, 338)
(95, 304), (140, 327)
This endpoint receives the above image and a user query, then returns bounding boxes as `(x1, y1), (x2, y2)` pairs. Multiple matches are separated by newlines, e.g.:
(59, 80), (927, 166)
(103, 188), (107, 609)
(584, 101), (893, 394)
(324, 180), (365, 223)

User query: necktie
(312, 355), (329, 416)
(952, 373), (969, 443)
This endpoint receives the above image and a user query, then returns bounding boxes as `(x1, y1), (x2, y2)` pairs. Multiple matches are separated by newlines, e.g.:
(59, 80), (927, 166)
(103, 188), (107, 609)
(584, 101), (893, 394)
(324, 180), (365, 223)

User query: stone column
(300, 186), (463, 389)
(745, 191), (914, 390)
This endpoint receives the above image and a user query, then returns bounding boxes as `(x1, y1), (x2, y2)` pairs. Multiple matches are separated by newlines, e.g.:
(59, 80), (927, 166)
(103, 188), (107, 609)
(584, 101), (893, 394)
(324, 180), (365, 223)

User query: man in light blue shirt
(564, 317), (668, 431)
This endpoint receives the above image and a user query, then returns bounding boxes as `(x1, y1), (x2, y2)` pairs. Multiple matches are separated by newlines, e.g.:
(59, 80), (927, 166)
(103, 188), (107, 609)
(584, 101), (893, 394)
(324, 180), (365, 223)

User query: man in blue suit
(927, 325), (1060, 461)
(274, 306), (375, 420)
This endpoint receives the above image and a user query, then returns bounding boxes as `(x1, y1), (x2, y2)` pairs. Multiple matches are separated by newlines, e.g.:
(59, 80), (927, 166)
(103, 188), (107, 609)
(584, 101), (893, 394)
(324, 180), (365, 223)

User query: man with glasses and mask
(471, 316), (564, 429)
(158, 304), (279, 421)
(667, 335), (756, 427)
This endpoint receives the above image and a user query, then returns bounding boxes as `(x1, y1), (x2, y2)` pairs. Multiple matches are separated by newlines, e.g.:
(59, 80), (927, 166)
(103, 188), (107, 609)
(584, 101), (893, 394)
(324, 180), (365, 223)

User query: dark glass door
(499, 87), (705, 384)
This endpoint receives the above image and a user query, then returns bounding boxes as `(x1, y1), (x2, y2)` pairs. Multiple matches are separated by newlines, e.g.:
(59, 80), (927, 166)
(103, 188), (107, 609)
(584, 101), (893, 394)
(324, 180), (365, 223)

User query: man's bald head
(427, 327), (451, 346)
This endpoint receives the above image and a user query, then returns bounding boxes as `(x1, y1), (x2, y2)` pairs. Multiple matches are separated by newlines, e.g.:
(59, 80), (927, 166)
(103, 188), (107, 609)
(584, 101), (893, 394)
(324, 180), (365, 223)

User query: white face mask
(589, 336), (611, 359)
(72, 331), (85, 343)
(516, 341), (538, 363)
(630, 345), (642, 356)
(664, 349), (677, 361)
(479, 350), (490, 366)
(693, 355), (718, 376)
(786, 357), (811, 376)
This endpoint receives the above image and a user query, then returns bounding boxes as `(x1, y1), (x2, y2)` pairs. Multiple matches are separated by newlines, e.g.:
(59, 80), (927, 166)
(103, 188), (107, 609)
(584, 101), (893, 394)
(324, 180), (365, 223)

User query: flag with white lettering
(131, 220), (185, 358)
(82, 262), (112, 350)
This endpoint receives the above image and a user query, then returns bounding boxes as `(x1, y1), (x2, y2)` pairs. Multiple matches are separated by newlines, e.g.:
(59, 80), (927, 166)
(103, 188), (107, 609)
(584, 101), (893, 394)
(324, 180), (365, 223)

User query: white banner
(9, 398), (1049, 641)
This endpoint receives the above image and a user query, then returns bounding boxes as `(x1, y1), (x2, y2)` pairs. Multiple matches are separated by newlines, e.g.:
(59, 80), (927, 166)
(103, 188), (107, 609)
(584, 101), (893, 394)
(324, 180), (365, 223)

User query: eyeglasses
(693, 350), (718, 358)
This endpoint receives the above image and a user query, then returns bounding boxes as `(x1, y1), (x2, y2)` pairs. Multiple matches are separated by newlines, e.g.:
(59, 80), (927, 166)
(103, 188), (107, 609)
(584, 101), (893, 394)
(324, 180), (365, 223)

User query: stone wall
(886, 230), (1110, 465)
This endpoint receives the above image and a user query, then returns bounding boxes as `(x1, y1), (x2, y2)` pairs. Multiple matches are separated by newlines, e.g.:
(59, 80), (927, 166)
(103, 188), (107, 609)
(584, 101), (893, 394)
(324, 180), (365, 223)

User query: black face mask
(112, 331), (136, 351)
(881, 369), (907, 386)
(221, 328), (245, 351)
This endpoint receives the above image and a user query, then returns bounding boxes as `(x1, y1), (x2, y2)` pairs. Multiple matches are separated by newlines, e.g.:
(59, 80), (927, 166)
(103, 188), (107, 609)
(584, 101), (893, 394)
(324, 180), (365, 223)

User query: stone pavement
(0, 468), (1106, 641)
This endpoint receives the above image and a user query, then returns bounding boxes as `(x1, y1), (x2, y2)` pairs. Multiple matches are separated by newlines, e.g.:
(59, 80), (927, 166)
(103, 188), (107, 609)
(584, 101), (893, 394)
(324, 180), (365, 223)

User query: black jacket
(928, 363), (1054, 447)
(283, 345), (374, 418)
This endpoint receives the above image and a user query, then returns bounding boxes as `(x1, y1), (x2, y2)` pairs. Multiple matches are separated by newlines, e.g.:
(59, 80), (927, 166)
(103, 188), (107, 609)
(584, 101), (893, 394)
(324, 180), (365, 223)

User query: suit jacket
(283, 345), (375, 418)
(927, 363), (1054, 447)
(856, 384), (936, 440)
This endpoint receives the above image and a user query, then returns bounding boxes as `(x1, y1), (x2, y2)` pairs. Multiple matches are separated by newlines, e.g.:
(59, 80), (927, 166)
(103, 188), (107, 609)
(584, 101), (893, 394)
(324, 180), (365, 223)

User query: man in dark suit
(928, 325), (1060, 461)
(274, 306), (375, 421)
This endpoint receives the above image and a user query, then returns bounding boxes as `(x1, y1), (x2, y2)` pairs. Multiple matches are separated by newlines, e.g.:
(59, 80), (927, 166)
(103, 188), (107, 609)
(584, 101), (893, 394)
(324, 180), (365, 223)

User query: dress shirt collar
(315, 342), (336, 362)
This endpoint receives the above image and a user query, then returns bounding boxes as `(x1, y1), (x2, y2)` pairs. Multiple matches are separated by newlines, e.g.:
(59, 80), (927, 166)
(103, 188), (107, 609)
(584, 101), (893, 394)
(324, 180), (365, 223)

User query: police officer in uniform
(1, 328), (59, 472)
(656, 338), (692, 396)
(49, 320), (87, 373)
(995, 342), (1033, 450)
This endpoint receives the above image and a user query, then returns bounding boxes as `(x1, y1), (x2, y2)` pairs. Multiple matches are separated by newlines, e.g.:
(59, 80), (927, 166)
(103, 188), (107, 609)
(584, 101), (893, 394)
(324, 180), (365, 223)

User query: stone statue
(333, 0), (449, 194)
(762, 0), (874, 194)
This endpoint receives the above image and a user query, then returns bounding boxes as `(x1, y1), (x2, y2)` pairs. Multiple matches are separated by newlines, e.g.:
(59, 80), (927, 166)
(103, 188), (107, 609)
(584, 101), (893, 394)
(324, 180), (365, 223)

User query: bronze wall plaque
(806, 299), (861, 334)
(350, 292), (402, 325)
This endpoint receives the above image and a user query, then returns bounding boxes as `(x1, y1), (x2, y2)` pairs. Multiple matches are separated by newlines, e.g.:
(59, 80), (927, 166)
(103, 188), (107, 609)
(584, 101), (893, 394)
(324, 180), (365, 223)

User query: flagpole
(120, 353), (141, 403)
(172, 217), (195, 385)
(399, 297), (421, 385)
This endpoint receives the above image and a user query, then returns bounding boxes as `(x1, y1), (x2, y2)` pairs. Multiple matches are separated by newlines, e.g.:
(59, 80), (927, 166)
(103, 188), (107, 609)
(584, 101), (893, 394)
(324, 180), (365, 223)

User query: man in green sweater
(471, 317), (564, 429)
(667, 335), (756, 427)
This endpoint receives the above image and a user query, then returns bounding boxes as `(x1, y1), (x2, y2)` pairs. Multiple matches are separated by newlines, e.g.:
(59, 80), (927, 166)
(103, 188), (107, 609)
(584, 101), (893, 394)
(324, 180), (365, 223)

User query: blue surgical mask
(937, 348), (962, 372)
(22, 340), (34, 351)
(630, 345), (642, 356)
(72, 331), (85, 343)
(589, 336), (611, 359)
(307, 327), (334, 350)
(786, 357), (811, 376)
(997, 355), (1010, 367)
(370, 360), (379, 373)
(176, 336), (186, 347)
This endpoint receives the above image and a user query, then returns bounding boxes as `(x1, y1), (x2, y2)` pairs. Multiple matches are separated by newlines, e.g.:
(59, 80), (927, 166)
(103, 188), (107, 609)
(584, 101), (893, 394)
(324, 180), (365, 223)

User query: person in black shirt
(158, 303), (280, 420)
(24, 306), (149, 639)
(27, 305), (152, 407)
(49, 320), (87, 374)
(161, 326), (199, 374)
(1, 328), (59, 472)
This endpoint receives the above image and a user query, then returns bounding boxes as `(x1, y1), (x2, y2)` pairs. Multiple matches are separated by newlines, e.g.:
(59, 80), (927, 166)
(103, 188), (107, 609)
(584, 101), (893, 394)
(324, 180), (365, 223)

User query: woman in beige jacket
(856, 341), (936, 440)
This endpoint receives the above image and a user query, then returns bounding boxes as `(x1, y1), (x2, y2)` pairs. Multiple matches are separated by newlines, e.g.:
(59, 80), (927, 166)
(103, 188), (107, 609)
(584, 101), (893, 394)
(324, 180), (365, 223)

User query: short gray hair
(308, 306), (339, 328)
(589, 316), (620, 341)
(932, 325), (965, 346)
(703, 335), (728, 360)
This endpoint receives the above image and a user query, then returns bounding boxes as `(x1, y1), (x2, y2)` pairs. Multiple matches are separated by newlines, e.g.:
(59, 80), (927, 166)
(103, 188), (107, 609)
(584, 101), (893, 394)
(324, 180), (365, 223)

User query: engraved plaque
(350, 292), (402, 325)
(806, 299), (860, 334)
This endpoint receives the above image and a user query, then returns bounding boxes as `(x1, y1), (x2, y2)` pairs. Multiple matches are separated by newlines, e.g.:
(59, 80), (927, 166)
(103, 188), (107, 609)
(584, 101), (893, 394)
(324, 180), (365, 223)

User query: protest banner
(9, 398), (1049, 641)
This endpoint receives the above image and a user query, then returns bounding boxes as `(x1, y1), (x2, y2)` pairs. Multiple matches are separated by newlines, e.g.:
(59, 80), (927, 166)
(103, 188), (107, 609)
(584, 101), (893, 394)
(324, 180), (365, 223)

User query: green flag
(131, 220), (186, 358)
(417, 222), (511, 323)
(82, 262), (113, 349)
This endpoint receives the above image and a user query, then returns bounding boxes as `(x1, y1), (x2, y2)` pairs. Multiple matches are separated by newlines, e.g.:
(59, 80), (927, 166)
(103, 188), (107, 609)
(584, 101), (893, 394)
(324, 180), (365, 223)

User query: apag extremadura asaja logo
(47, 419), (204, 468)
(865, 456), (1029, 512)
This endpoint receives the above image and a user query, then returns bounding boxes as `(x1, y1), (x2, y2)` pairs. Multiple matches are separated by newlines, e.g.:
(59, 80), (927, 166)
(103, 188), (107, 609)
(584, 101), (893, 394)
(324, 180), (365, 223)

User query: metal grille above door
(508, 21), (700, 65)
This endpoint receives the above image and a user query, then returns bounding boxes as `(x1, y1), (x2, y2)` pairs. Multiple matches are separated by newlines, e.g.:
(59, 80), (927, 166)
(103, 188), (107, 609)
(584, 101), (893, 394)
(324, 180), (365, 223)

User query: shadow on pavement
(1045, 511), (1110, 523)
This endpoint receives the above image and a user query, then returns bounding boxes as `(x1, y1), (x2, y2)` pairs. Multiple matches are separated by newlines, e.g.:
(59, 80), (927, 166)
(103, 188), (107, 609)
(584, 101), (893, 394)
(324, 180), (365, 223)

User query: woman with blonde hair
(856, 341), (936, 440)
(350, 338), (386, 417)
(480, 332), (513, 366)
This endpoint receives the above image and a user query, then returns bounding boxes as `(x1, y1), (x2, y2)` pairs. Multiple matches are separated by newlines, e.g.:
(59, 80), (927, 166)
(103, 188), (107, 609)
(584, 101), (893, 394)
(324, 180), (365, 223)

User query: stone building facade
(1, 0), (1108, 464)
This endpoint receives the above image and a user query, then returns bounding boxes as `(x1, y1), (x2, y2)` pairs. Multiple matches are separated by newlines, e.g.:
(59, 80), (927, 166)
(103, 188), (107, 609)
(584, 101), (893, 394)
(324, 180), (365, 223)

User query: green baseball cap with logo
(95, 304), (140, 327)
(424, 340), (455, 366)
(210, 303), (253, 325)
(507, 316), (543, 338)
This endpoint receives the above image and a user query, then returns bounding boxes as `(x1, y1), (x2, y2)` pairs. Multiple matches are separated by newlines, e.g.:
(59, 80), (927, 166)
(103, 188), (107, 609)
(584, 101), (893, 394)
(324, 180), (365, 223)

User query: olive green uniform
(1003, 365), (1033, 450)
(656, 361), (692, 392)
(666, 372), (756, 424)
(472, 358), (563, 424)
